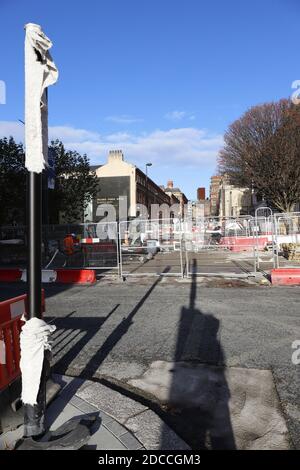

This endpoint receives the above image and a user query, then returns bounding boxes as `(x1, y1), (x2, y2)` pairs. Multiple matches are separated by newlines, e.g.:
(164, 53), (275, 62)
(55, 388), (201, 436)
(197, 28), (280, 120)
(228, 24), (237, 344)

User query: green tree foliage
(48, 140), (98, 223)
(0, 137), (26, 224)
(0, 137), (98, 225)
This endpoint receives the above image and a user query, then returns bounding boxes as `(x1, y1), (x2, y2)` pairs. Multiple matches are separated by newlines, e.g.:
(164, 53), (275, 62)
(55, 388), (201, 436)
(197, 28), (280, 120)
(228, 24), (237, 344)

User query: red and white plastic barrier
(271, 269), (300, 286)
(0, 292), (45, 324)
(0, 268), (96, 284)
(81, 238), (101, 244)
(0, 269), (22, 282)
(80, 240), (117, 253)
(220, 236), (268, 252)
(0, 295), (27, 324)
(0, 292), (45, 391)
(55, 269), (96, 284)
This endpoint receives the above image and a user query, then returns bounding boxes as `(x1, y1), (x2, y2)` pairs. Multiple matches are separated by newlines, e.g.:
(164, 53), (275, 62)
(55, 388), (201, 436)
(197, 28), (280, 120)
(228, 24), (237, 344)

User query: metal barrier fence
(119, 218), (184, 277)
(183, 216), (257, 277)
(1, 212), (300, 277)
(274, 213), (300, 268)
(252, 208), (276, 270)
(0, 223), (120, 274)
(44, 222), (119, 273)
(0, 225), (26, 267)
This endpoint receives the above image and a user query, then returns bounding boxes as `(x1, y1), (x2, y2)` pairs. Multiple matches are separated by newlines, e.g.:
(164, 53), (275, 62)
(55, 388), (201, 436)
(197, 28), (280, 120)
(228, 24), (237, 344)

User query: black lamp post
(22, 23), (55, 439)
(145, 163), (152, 217)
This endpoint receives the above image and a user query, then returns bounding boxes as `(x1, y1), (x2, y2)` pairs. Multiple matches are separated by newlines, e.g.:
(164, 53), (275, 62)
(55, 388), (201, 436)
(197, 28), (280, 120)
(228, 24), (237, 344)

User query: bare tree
(218, 99), (300, 212)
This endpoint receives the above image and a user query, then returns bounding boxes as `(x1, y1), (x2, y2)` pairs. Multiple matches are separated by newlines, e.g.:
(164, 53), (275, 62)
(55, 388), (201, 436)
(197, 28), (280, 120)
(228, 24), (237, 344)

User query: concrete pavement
(1, 374), (189, 450)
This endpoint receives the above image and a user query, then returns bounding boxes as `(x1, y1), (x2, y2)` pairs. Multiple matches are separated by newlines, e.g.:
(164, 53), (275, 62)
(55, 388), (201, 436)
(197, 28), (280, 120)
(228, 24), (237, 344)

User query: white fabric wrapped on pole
(20, 317), (56, 406)
(24, 23), (58, 173)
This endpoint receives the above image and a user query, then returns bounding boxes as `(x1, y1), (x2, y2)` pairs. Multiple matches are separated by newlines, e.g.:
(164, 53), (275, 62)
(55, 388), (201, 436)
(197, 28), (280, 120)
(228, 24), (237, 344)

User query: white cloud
(49, 126), (100, 142)
(58, 126), (223, 169)
(105, 115), (143, 124)
(105, 132), (132, 143)
(164, 110), (196, 121)
(0, 122), (100, 145)
(0, 121), (24, 142)
(0, 120), (223, 169)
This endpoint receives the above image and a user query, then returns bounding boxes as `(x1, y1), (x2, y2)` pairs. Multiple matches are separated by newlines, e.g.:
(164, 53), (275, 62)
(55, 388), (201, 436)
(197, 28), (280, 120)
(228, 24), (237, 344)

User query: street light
(145, 162), (152, 180)
(145, 163), (152, 217)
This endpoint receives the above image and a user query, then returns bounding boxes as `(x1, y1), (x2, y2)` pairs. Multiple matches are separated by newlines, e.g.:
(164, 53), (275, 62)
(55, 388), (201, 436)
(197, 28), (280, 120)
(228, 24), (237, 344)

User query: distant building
(219, 175), (256, 217)
(209, 175), (222, 216)
(161, 180), (188, 218)
(197, 187), (206, 201)
(187, 186), (210, 221)
(186, 201), (203, 221)
(196, 186), (210, 217)
(200, 199), (211, 217)
(87, 150), (178, 222)
(209, 174), (256, 218)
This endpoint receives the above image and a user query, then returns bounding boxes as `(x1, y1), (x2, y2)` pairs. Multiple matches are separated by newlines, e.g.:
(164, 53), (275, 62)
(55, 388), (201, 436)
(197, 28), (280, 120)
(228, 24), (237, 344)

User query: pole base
(15, 415), (98, 450)
(23, 353), (50, 437)
(23, 403), (45, 438)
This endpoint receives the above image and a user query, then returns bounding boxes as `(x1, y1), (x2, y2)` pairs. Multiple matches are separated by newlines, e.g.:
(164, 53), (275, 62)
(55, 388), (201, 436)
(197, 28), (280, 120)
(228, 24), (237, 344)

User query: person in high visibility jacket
(63, 233), (75, 256)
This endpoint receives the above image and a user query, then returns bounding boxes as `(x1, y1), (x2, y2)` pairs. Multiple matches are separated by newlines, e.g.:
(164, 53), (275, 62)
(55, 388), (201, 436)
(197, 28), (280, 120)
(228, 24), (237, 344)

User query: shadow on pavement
(160, 259), (236, 450)
(49, 305), (120, 375)
(43, 268), (170, 428)
(51, 267), (170, 378)
(0, 281), (86, 303)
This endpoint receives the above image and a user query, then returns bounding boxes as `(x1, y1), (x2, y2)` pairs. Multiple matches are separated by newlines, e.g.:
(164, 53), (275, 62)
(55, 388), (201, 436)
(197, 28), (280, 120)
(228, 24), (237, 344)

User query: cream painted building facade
(86, 150), (174, 222)
(95, 150), (137, 218)
(219, 178), (255, 218)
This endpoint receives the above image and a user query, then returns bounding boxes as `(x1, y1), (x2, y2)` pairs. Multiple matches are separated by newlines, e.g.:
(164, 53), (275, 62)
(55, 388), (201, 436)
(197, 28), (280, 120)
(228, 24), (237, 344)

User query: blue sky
(0, 0), (299, 199)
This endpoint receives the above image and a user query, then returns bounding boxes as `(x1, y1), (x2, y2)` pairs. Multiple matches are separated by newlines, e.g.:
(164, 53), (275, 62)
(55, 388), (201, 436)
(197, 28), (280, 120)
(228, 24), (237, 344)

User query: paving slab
(76, 379), (190, 450)
(125, 409), (190, 450)
(45, 398), (127, 450)
(77, 380), (148, 425)
(128, 361), (291, 450)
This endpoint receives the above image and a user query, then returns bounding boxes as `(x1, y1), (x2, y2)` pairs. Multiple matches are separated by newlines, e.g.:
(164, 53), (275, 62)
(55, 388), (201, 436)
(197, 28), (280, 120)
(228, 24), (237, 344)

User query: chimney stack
(108, 149), (124, 163)
(167, 180), (174, 189)
(197, 187), (206, 201)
